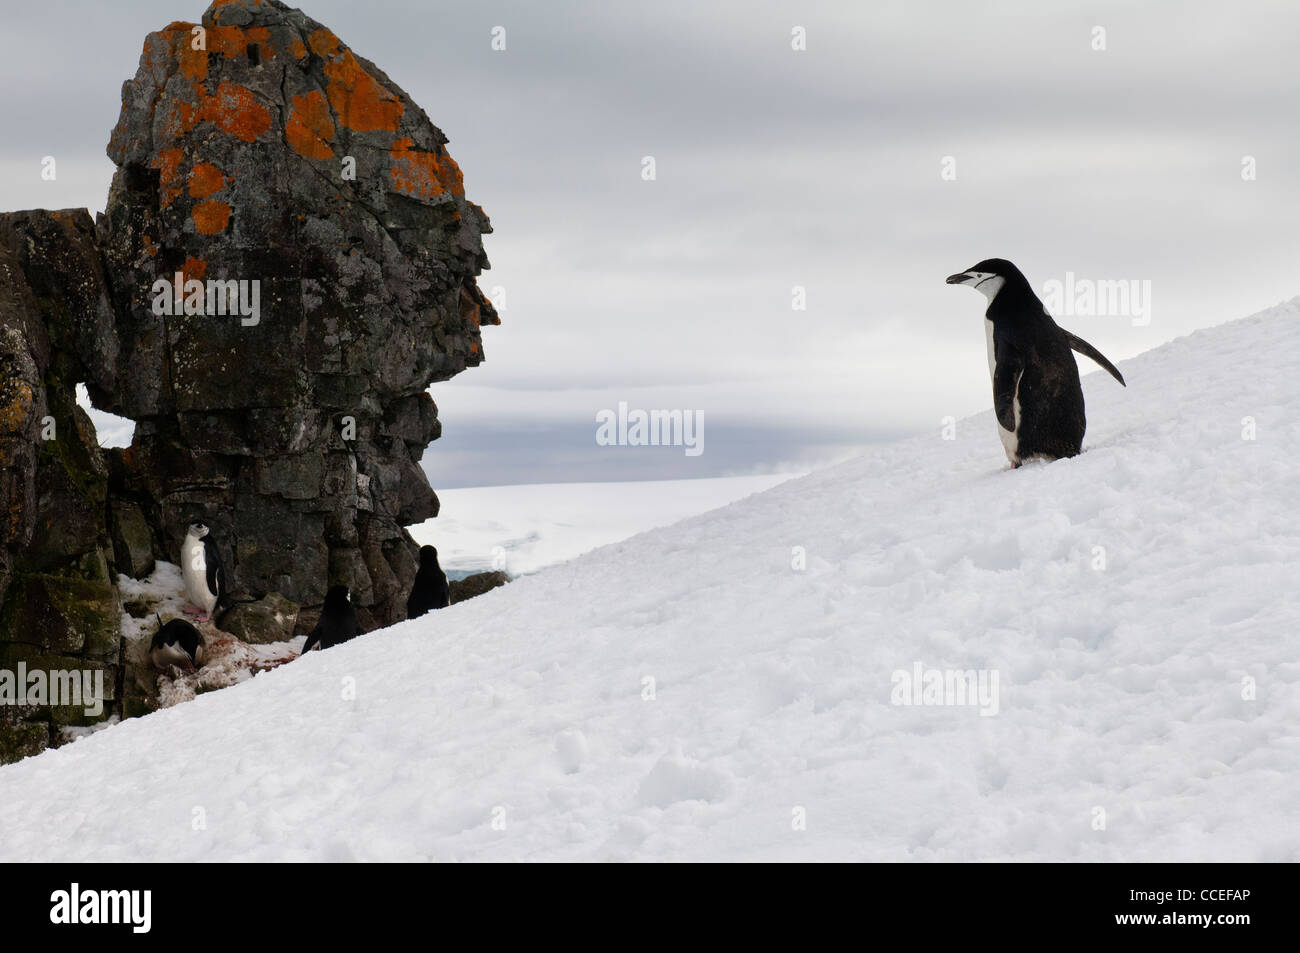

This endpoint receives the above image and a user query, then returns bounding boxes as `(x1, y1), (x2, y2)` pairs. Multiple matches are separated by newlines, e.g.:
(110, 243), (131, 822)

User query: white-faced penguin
(300, 585), (363, 654)
(181, 522), (225, 623)
(407, 545), (450, 619)
(947, 258), (1126, 466)
(150, 616), (205, 673)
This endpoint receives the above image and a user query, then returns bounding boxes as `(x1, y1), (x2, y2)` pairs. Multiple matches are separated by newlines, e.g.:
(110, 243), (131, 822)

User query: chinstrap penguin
(947, 258), (1125, 466)
(407, 545), (450, 619)
(301, 585), (364, 653)
(150, 616), (206, 673)
(181, 521), (225, 623)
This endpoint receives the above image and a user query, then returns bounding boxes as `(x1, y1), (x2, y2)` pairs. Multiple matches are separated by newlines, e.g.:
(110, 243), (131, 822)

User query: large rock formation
(0, 0), (496, 760)
(99, 0), (496, 627)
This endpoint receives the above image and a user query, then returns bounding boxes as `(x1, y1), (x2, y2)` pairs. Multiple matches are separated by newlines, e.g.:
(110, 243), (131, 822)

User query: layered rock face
(0, 0), (496, 757)
(97, 0), (496, 627)
(0, 212), (123, 760)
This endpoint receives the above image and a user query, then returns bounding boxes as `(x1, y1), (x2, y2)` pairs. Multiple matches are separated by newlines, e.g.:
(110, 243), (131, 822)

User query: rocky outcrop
(449, 571), (510, 605)
(221, 591), (298, 643)
(0, 0), (496, 762)
(0, 212), (124, 756)
(97, 0), (496, 629)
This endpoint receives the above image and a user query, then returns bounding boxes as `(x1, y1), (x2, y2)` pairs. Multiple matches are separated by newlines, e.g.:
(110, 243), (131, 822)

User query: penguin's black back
(407, 546), (450, 619)
(304, 585), (363, 651)
(987, 283), (1087, 461)
(151, 618), (204, 661)
(203, 534), (225, 604)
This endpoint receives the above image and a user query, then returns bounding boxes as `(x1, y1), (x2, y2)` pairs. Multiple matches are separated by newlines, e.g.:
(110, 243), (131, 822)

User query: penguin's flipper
(301, 623), (321, 654)
(993, 357), (1022, 433)
(204, 536), (225, 604)
(1065, 331), (1126, 386)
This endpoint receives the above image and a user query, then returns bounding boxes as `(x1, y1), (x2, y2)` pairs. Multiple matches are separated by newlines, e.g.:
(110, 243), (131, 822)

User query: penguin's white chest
(985, 319), (1021, 463)
(984, 318), (997, 379)
(182, 537), (216, 611)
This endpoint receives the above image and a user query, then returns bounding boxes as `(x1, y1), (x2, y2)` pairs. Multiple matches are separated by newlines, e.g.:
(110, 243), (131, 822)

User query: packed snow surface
(3, 301), (1298, 861)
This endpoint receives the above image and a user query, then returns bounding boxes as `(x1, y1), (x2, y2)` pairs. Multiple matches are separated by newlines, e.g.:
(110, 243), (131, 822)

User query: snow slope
(2, 301), (1298, 861)
(409, 474), (800, 576)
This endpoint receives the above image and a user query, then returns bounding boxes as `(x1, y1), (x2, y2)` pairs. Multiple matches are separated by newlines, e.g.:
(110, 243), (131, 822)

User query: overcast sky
(4, 1), (1297, 486)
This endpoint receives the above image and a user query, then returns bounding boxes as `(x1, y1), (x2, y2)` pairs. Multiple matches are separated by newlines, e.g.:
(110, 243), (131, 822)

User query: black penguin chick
(407, 545), (450, 619)
(946, 258), (1125, 467)
(150, 616), (206, 673)
(301, 585), (363, 654)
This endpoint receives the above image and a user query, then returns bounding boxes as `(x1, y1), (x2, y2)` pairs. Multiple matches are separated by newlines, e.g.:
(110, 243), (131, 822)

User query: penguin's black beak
(946, 272), (971, 285)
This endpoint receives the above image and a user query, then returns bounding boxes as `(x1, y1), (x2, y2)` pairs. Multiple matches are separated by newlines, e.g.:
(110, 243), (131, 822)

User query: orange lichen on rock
(154, 146), (186, 208)
(0, 381), (34, 434)
(211, 24), (273, 59)
(389, 137), (465, 199)
(142, 234), (158, 258)
(192, 200), (231, 235)
(170, 20), (274, 78)
(307, 28), (339, 57)
(285, 90), (336, 159)
(321, 47), (403, 132)
(189, 162), (225, 198)
(181, 256), (208, 280)
(205, 82), (273, 141)
(176, 27), (209, 81)
(167, 80), (272, 143)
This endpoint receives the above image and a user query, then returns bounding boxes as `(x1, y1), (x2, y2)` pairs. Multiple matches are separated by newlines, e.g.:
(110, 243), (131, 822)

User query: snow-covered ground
(3, 300), (1299, 861)
(410, 475), (800, 576)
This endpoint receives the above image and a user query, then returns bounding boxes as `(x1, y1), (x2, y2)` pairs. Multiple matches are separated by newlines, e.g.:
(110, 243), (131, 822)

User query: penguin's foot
(195, 612), (211, 623)
(182, 605), (202, 617)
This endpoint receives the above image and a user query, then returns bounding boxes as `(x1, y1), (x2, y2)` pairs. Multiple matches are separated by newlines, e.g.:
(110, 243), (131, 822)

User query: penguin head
(324, 585), (351, 608)
(419, 545), (439, 566)
(946, 258), (1030, 303)
(187, 521), (210, 539)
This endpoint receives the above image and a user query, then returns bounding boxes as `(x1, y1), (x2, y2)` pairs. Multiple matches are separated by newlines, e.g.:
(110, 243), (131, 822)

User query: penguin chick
(301, 585), (363, 654)
(407, 545), (450, 619)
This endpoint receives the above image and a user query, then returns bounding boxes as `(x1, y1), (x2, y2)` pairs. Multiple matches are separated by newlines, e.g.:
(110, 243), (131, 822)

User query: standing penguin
(407, 545), (450, 619)
(946, 258), (1126, 467)
(181, 522), (225, 623)
(150, 616), (205, 673)
(300, 585), (363, 654)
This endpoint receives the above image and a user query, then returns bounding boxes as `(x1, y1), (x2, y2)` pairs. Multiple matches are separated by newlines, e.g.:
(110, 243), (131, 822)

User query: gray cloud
(6, 1), (1298, 485)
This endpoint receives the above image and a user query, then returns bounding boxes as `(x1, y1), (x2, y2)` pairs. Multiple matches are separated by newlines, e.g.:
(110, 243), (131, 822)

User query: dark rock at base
(110, 501), (155, 579)
(449, 571), (510, 605)
(0, 711), (49, 764)
(221, 591), (300, 644)
(0, 570), (121, 659)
